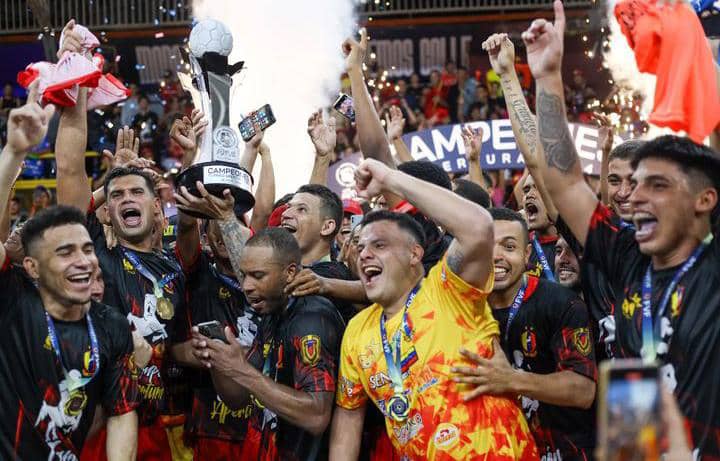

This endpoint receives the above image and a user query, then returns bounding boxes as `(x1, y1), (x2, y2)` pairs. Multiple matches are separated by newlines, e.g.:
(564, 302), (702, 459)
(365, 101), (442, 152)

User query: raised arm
(0, 82), (55, 262)
(307, 109), (336, 185)
(249, 142), (275, 232)
(385, 106), (413, 164)
(484, 33), (558, 220)
(55, 21), (92, 211)
(355, 158), (493, 287)
(343, 29), (395, 167)
(594, 114), (614, 206)
(461, 126), (487, 188)
(522, 1), (598, 245)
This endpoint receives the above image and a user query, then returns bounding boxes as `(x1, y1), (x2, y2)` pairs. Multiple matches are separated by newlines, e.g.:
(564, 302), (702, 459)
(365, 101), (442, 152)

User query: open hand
(451, 339), (515, 401)
(175, 181), (235, 220)
(521, 0), (566, 80)
(461, 125), (484, 162)
(284, 268), (327, 297)
(385, 106), (405, 141)
(103, 126), (139, 169)
(307, 109), (336, 157)
(483, 33), (516, 76)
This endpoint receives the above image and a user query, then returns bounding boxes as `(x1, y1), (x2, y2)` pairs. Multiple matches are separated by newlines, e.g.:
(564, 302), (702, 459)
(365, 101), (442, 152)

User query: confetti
(135, 64), (146, 70)
(155, 32), (165, 38)
(115, 55), (122, 62)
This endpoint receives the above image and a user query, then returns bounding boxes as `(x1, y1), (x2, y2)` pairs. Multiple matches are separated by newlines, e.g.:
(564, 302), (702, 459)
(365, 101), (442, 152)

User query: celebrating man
(0, 85), (139, 460)
(191, 228), (345, 460)
(455, 207), (597, 459)
(330, 158), (537, 460)
(523, 1), (720, 455)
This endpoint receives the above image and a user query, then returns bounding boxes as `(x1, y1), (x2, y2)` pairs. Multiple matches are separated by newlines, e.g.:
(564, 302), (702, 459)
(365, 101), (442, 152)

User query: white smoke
(192, 0), (358, 196)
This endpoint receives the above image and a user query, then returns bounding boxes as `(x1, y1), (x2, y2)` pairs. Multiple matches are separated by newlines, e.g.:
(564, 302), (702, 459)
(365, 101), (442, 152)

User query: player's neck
(382, 271), (424, 319)
(652, 224), (711, 270)
(118, 234), (155, 253)
(301, 241), (331, 266)
(39, 289), (89, 322)
(488, 275), (525, 309)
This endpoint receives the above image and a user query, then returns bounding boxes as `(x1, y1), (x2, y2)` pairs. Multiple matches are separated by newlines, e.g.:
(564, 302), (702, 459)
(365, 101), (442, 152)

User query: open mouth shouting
(67, 271), (93, 289)
(633, 212), (658, 243)
(360, 264), (383, 287)
(120, 205), (143, 228)
(493, 262), (511, 283)
(525, 201), (539, 223)
(556, 263), (577, 282)
(280, 219), (297, 234)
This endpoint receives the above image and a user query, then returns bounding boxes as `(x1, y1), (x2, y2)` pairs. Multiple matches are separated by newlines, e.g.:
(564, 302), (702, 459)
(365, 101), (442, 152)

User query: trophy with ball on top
(176, 19), (254, 219)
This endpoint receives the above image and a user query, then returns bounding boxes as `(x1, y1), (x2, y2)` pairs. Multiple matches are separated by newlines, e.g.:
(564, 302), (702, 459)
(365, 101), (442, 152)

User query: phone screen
(238, 104), (276, 142)
(333, 93), (355, 122)
(197, 321), (229, 343)
(599, 361), (661, 461)
(350, 214), (363, 230)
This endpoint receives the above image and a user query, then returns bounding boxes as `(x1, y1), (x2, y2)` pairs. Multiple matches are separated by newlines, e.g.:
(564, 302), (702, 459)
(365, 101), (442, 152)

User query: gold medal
(156, 296), (174, 320)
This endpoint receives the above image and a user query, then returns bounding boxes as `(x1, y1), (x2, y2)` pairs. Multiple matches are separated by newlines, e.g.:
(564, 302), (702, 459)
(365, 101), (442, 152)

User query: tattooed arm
(217, 216), (252, 280)
(355, 159), (493, 288)
(484, 33), (558, 221)
(523, 0), (598, 245)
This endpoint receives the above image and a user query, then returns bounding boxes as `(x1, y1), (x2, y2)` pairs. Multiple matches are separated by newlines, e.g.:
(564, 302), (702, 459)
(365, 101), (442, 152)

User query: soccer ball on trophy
(188, 18), (234, 58)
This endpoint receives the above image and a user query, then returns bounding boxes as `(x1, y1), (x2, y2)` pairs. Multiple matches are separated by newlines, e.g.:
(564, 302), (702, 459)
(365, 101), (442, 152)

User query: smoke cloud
(192, 0), (357, 195)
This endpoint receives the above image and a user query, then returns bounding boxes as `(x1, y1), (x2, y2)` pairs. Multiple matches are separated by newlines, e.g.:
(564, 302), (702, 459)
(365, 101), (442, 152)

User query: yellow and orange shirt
(336, 258), (538, 460)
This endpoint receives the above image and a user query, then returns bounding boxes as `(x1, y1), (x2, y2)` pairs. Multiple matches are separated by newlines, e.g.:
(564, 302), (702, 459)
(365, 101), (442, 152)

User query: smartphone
(238, 104), (276, 142)
(350, 214), (363, 230)
(597, 359), (661, 461)
(333, 93), (355, 122)
(197, 320), (229, 343)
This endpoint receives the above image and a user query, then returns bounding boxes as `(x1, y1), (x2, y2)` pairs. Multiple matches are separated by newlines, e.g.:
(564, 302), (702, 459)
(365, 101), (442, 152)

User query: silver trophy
(176, 19), (254, 219)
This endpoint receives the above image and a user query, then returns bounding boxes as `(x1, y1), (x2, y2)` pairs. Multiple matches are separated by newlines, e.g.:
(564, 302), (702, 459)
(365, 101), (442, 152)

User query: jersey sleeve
(423, 255), (494, 319)
(335, 324), (368, 410)
(0, 258), (28, 309)
(584, 202), (641, 286)
(102, 317), (141, 416)
(287, 306), (343, 394)
(550, 296), (598, 381)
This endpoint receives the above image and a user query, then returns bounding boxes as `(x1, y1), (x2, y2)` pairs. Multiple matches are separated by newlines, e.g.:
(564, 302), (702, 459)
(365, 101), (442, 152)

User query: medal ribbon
(210, 264), (243, 292)
(121, 248), (179, 299)
(640, 234), (713, 364)
(532, 237), (556, 282)
(379, 284), (420, 398)
(504, 275), (527, 342)
(45, 311), (100, 392)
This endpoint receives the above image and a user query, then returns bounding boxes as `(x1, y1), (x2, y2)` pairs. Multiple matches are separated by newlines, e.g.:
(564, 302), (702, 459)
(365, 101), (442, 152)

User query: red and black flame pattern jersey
(584, 202), (720, 458)
(492, 275), (597, 459)
(0, 261), (139, 460)
(241, 295), (345, 461)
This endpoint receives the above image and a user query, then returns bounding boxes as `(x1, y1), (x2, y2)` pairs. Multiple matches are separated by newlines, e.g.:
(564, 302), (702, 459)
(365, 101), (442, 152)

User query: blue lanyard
(210, 264), (242, 292)
(45, 311), (100, 392)
(532, 237), (556, 282)
(121, 247), (179, 297)
(379, 284), (420, 395)
(640, 234), (713, 363)
(504, 276), (527, 342)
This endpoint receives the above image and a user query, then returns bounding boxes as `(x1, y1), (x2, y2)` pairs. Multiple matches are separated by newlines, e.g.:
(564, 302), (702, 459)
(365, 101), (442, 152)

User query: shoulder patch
(300, 335), (321, 366)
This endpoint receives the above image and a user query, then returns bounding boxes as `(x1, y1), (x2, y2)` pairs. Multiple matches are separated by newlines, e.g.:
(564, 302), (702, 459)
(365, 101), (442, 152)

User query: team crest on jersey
(122, 258), (136, 274)
(573, 327), (591, 356)
(670, 286), (684, 318)
(521, 326), (538, 357)
(358, 342), (379, 369)
(622, 293), (641, 319)
(300, 335), (321, 366)
(433, 423), (460, 450)
(218, 286), (231, 300)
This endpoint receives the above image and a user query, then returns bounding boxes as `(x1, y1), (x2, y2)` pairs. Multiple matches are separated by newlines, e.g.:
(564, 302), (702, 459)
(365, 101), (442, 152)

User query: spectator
(9, 196), (27, 231)
(468, 85), (491, 121)
(120, 83), (140, 127)
(29, 185), (52, 218)
(0, 82), (22, 118)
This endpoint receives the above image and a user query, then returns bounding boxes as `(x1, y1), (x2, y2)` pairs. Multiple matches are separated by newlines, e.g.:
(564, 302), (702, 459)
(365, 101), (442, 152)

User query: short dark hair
(398, 161), (452, 190)
(104, 167), (157, 198)
(295, 184), (343, 238)
(246, 227), (301, 267)
(608, 139), (645, 163)
(273, 193), (294, 211)
(21, 205), (87, 256)
(489, 207), (529, 244)
(453, 179), (491, 209)
(361, 210), (426, 247)
(631, 135), (720, 192)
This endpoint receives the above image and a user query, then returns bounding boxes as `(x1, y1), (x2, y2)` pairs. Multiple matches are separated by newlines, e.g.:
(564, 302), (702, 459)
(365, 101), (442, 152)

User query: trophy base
(175, 161), (255, 220)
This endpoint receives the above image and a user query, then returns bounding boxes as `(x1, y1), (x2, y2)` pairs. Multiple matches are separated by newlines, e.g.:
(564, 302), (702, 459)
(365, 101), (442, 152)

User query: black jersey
(493, 276), (597, 459)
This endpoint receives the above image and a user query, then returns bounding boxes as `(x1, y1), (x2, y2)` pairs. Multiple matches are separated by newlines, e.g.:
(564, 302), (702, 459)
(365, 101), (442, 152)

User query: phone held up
(333, 93), (355, 122)
(238, 104), (276, 142)
(196, 320), (230, 344)
(597, 359), (661, 461)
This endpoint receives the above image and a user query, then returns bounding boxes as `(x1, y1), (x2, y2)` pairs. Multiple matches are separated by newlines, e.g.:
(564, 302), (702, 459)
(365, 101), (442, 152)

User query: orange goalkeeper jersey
(336, 258), (538, 460)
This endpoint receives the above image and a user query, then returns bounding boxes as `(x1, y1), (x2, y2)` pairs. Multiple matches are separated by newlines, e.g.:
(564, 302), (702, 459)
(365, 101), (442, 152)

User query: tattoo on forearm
(501, 76), (538, 160)
(537, 89), (577, 173)
(446, 246), (464, 275)
(218, 217), (249, 279)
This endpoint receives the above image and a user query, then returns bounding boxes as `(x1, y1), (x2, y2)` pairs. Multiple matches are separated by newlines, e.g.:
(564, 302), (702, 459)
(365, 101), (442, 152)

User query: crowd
(0, 1), (719, 460)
